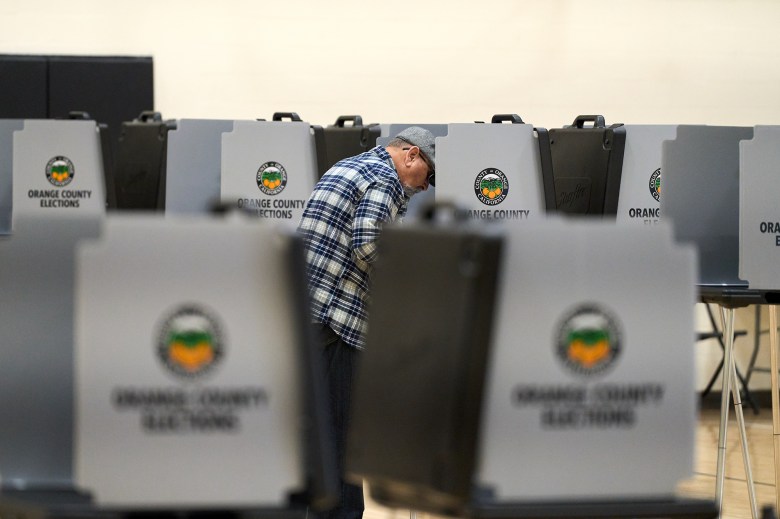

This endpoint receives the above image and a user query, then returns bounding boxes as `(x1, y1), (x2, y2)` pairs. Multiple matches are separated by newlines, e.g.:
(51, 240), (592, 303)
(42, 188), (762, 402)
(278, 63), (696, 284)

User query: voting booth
(434, 115), (547, 222)
(12, 119), (106, 227)
(738, 126), (780, 515)
(221, 114), (318, 223)
(543, 115), (626, 216)
(616, 125), (678, 226)
(739, 126), (780, 296)
(347, 211), (707, 518)
(346, 212), (503, 515)
(662, 125), (755, 303)
(74, 214), (335, 513)
(477, 220), (696, 500)
(1, 115), (106, 501)
(312, 115), (380, 180)
(0, 119), (23, 234)
(661, 125), (759, 518)
(114, 112), (176, 211)
(0, 214), (102, 494)
(165, 119), (235, 215)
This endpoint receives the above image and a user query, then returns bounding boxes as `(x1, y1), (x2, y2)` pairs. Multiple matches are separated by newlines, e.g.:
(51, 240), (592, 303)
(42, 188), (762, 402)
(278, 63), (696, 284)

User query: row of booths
(2, 112), (778, 295)
(0, 113), (778, 519)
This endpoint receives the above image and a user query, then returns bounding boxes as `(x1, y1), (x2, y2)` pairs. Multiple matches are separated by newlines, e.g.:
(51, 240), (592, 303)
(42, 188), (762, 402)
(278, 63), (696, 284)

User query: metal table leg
(716, 306), (758, 519)
(769, 305), (779, 515)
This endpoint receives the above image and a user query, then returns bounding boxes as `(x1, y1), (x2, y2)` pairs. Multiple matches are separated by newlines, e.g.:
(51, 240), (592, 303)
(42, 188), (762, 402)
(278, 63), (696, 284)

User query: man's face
(399, 146), (432, 196)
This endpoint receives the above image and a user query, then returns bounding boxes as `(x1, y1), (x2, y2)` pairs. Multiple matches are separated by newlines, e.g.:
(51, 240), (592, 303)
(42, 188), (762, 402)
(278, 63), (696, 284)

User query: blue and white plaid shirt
(298, 146), (408, 350)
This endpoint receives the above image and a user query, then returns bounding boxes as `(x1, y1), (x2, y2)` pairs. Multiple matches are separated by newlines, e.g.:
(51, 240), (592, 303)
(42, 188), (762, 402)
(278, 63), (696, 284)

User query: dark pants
(316, 324), (364, 519)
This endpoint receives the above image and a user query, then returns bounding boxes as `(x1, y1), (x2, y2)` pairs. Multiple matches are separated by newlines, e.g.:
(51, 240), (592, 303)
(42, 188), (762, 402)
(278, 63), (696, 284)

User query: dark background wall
(0, 54), (154, 151)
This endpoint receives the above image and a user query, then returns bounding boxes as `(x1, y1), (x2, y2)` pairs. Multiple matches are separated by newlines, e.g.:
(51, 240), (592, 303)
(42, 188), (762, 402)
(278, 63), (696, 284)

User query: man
(297, 127), (435, 519)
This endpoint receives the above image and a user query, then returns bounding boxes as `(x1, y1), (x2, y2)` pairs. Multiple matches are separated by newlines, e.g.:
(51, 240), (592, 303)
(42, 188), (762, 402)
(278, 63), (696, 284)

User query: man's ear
(406, 146), (420, 165)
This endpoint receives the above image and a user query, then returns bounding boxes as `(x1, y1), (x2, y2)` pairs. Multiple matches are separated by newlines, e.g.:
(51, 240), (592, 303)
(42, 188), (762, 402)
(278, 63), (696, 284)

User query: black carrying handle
(491, 114), (524, 124)
(419, 200), (468, 224)
(572, 115), (606, 128)
(272, 112), (302, 122)
(136, 111), (163, 123)
(67, 111), (92, 120)
(334, 115), (363, 127)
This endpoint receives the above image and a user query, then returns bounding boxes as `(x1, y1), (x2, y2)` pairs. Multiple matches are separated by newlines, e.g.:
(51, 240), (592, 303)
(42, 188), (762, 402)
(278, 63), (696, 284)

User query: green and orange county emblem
(649, 168), (661, 202)
(474, 168), (509, 206)
(555, 304), (622, 377)
(157, 304), (224, 379)
(46, 156), (75, 187)
(256, 161), (287, 195)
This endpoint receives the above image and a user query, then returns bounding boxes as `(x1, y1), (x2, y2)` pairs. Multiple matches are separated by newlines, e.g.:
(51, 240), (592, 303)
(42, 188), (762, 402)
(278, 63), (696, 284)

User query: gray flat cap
(395, 126), (436, 173)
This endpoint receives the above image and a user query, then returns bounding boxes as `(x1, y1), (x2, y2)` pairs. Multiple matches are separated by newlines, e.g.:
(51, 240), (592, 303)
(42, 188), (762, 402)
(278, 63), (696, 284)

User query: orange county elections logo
(649, 168), (661, 202)
(257, 161), (287, 195)
(156, 304), (225, 379)
(475, 168), (509, 205)
(555, 303), (622, 377)
(46, 156), (75, 187)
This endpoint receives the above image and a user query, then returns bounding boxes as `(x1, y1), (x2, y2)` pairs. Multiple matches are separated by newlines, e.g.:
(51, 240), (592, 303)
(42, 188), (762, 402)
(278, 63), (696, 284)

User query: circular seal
(555, 303), (622, 377)
(256, 161), (287, 195)
(156, 304), (225, 379)
(474, 168), (509, 206)
(649, 168), (661, 202)
(45, 156), (75, 187)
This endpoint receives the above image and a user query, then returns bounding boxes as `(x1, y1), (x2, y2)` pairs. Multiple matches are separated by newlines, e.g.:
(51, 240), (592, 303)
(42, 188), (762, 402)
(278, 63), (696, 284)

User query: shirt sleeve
(351, 180), (402, 264)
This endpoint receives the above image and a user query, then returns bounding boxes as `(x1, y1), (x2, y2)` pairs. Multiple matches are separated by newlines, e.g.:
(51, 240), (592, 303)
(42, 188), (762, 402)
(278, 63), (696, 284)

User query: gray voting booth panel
(12, 120), (106, 227)
(661, 126), (753, 292)
(0, 120), (23, 234)
(221, 120), (318, 223)
(435, 123), (545, 222)
(166, 119), (234, 215)
(0, 214), (102, 489)
(739, 126), (780, 292)
(616, 125), (678, 226)
(476, 220), (697, 500)
(377, 124), (447, 219)
(75, 216), (309, 507)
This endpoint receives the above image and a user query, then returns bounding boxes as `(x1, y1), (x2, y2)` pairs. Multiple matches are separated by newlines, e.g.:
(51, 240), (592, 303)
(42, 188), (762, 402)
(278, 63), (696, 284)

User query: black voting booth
(312, 115), (380, 179)
(541, 115), (626, 216)
(345, 206), (716, 519)
(346, 207), (503, 516)
(113, 111), (176, 211)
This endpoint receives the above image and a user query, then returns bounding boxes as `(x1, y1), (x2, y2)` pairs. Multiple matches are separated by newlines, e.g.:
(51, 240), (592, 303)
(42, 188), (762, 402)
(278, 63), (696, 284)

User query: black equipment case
(114, 111), (176, 210)
(541, 114), (626, 216)
(346, 205), (504, 516)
